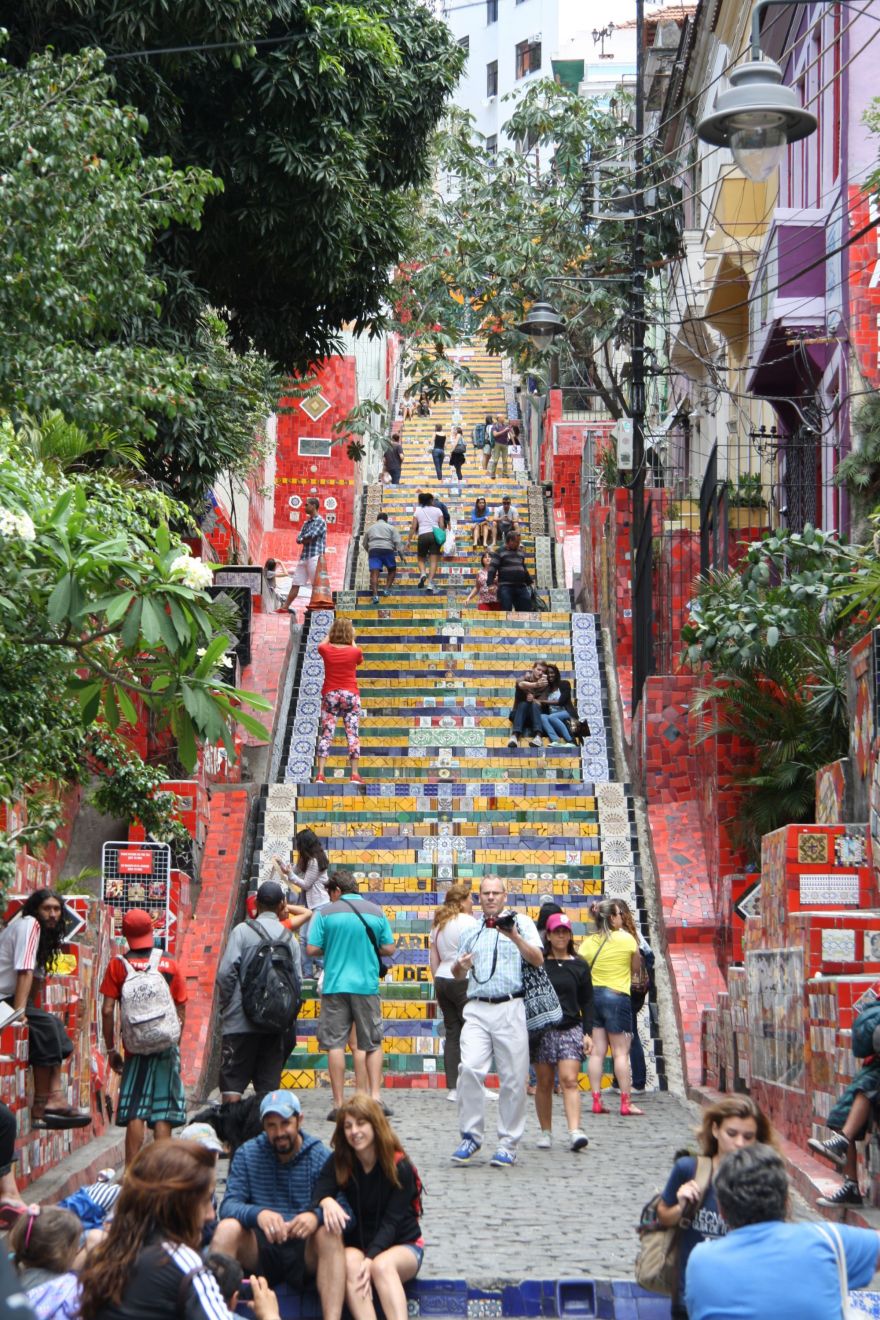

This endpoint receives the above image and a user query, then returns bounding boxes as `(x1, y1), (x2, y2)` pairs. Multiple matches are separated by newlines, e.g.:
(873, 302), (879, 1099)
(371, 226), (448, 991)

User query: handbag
(816, 1223), (860, 1318)
(338, 897), (390, 979)
(432, 526), (447, 546)
(529, 586), (547, 612)
(634, 1155), (712, 1296)
(631, 950), (651, 997)
(519, 925), (563, 1034)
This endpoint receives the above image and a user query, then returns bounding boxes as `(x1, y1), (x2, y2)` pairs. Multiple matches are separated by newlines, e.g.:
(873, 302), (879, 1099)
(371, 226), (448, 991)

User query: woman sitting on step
(313, 1096), (424, 1320)
(470, 497), (493, 549)
(315, 616), (365, 785)
(538, 664), (577, 746)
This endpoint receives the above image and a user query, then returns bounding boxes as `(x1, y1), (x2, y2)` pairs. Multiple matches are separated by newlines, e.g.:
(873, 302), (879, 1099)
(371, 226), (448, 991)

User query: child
(10, 1206), (81, 1320)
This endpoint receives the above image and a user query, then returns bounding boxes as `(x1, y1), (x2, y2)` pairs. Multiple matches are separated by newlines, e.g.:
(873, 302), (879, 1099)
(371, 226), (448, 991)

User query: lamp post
(697, 0), (821, 182)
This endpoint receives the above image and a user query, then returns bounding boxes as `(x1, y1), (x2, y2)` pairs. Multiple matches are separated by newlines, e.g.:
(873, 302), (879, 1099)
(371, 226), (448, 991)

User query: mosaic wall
(746, 948), (805, 1089)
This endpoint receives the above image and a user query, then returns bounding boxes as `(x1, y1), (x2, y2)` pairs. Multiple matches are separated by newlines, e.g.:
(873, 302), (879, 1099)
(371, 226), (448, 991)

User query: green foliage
(395, 84), (681, 406)
(0, 46), (279, 505)
(86, 733), (190, 846)
(726, 471), (766, 509)
(832, 394), (880, 537)
(6, 0), (464, 372)
(681, 527), (864, 859)
(596, 443), (620, 493)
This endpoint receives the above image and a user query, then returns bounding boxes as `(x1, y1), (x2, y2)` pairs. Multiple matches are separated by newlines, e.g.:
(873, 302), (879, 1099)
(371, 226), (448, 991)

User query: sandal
(35, 1107), (92, 1130)
(592, 1094), (610, 1115)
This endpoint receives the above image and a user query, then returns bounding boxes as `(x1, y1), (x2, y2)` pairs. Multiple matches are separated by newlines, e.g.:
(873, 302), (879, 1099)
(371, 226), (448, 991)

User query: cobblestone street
(292, 1088), (700, 1282)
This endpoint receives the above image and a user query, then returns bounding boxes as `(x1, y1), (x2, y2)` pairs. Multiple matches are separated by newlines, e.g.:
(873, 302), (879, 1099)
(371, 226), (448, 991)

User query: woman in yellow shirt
(578, 900), (643, 1117)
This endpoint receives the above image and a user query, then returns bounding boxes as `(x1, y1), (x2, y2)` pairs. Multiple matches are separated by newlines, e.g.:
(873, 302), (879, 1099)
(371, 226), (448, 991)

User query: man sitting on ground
(212, 1091), (347, 1315)
(493, 495), (519, 545)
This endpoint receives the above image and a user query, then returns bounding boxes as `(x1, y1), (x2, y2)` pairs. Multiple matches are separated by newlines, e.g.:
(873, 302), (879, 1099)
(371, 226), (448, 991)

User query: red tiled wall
(274, 357), (358, 548)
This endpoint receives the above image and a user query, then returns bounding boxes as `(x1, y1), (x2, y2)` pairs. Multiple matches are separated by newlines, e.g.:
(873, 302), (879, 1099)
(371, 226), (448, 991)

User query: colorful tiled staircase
(256, 350), (664, 1094)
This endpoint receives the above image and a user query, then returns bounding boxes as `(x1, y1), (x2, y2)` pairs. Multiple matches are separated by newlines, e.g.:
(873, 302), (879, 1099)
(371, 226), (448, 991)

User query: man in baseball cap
(213, 1091), (347, 1313)
(216, 882), (302, 1104)
(121, 908), (156, 949)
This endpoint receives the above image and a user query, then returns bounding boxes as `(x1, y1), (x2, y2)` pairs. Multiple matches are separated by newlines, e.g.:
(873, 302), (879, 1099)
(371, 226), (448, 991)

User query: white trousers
(456, 997), (528, 1153)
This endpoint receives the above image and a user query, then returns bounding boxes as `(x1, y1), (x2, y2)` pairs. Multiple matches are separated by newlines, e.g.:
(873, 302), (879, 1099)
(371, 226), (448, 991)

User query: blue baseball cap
(259, 1090), (302, 1121)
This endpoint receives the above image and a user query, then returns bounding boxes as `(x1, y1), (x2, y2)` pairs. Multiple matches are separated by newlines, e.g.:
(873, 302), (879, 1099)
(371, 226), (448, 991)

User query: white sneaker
(529, 736), (543, 748)
(484, 1087), (499, 1101)
(507, 736), (518, 749)
(537, 1130), (553, 1149)
(569, 1129), (589, 1152)
(446, 1089), (457, 1102)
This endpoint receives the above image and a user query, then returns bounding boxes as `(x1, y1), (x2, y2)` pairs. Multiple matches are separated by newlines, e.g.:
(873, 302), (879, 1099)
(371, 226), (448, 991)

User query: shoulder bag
(515, 920), (563, 1035)
(815, 1223), (860, 1319)
(634, 1155), (712, 1296)
(631, 949), (651, 997)
(432, 525), (447, 546)
(339, 897), (390, 979)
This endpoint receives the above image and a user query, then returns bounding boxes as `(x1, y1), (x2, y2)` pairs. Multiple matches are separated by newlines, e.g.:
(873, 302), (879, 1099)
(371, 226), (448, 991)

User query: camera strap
(468, 926), (500, 985)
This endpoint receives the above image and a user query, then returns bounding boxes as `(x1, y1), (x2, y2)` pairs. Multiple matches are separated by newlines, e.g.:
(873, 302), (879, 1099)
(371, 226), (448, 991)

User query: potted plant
(727, 472), (767, 528)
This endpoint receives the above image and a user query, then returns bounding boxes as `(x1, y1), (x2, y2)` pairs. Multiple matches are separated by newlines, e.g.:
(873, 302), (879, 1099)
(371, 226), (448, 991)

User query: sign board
(118, 849), (154, 875)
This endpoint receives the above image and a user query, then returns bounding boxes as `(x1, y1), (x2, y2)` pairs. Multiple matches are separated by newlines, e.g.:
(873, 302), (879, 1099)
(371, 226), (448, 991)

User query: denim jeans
(432, 448), (445, 480)
(512, 701), (541, 736)
(540, 712), (573, 743)
(498, 583), (532, 612)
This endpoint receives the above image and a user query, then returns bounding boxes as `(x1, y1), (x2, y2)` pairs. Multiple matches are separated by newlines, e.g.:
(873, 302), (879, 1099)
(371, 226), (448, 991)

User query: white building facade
(437, 0), (637, 150)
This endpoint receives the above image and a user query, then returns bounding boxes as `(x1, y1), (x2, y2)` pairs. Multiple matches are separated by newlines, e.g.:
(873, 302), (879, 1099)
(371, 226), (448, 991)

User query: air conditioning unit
(613, 418), (634, 469)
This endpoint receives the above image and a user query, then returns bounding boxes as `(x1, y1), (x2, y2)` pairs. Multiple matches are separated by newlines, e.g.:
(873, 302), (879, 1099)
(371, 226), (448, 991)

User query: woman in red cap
(99, 909), (188, 1166)
(533, 913), (593, 1153)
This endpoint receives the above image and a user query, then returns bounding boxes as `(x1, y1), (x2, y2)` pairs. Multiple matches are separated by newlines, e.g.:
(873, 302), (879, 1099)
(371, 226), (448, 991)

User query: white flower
(196, 647), (207, 658)
(0, 508), (36, 541)
(169, 553), (214, 591)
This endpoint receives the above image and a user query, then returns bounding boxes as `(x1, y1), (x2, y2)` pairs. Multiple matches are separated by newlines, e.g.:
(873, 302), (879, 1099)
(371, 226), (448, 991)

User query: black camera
(486, 909), (516, 932)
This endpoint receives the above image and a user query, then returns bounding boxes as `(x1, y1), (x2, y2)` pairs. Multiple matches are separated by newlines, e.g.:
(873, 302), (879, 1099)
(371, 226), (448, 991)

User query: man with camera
(449, 878), (543, 1167)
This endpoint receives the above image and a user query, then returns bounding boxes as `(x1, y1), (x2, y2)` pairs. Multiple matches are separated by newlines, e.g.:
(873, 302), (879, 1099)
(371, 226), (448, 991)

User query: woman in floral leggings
(315, 616), (365, 784)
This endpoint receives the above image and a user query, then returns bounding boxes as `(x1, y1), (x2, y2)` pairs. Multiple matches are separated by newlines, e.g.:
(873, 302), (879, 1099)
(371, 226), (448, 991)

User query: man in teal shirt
(307, 872), (395, 1120)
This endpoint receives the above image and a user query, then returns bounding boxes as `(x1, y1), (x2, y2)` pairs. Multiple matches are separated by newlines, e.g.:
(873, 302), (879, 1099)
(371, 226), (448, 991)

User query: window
(515, 39), (541, 79)
(486, 134), (498, 157)
(298, 437), (332, 458)
(486, 0), (498, 23)
(457, 35), (470, 55)
(486, 60), (498, 97)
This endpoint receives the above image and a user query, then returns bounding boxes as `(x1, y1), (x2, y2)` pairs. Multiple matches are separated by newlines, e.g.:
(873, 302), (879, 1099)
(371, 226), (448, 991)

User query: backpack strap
(678, 1155), (713, 1231)
(245, 918), (271, 943)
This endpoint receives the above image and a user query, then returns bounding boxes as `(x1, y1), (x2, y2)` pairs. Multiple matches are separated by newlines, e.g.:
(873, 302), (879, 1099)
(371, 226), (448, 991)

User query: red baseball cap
(122, 909), (155, 950)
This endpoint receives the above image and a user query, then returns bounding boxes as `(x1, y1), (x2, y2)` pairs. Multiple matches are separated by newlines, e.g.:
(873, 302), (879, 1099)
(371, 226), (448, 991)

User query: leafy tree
(6, 0), (464, 370)
(0, 45), (279, 504)
(392, 84), (680, 408)
(681, 528), (865, 857)
(0, 417), (270, 883)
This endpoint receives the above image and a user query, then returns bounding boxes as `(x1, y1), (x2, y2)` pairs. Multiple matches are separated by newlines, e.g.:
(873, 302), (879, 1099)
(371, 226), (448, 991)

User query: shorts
(591, 986), (634, 1035)
(20, 1005), (74, 1068)
(402, 1243), (424, 1273)
(532, 1024), (586, 1065)
(368, 550), (396, 572)
(290, 558), (319, 586)
(318, 993), (383, 1052)
(219, 1031), (292, 1096)
(417, 532), (440, 559)
(254, 1226), (309, 1289)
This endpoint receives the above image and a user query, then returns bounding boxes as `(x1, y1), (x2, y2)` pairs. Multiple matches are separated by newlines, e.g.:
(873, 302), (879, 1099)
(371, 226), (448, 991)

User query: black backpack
(239, 920), (301, 1033)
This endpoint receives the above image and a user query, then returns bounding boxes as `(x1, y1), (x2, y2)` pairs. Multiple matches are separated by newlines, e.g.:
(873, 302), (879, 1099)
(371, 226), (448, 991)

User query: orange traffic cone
(306, 553), (334, 611)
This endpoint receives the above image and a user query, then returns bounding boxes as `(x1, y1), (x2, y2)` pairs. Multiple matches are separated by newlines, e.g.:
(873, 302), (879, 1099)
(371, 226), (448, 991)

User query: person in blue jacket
(211, 1091), (348, 1315)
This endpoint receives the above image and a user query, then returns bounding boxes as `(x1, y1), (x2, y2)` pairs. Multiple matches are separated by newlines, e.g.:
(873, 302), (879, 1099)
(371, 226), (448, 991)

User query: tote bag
(521, 959), (563, 1035)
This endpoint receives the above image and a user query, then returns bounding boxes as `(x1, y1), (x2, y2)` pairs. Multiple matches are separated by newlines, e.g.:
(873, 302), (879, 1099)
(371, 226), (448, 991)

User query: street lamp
(696, 0), (820, 182)
(516, 301), (567, 351)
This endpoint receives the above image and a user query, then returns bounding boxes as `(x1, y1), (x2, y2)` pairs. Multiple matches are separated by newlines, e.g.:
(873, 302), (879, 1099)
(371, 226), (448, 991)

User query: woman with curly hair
(315, 617), (365, 785)
(312, 1095), (423, 1320)
(429, 885), (478, 1100)
(78, 1139), (256, 1320)
(655, 1095), (778, 1318)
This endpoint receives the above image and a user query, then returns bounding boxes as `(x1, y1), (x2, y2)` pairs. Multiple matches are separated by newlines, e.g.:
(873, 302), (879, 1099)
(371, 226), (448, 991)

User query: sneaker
(371, 594), (380, 605)
(816, 1178), (862, 1208)
(326, 1108), (338, 1122)
(536, 1130), (553, 1149)
(418, 575), (427, 588)
(569, 1129), (589, 1152)
(350, 772), (365, 785)
(426, 584), (435, 594)
(313, 774), (326, 784)
(808, 1133), (850, 1169)
(379, 589), (388, 597)
(451, 1135), (481, 1164)
(446, 1089), (457, 1102)
(381, 1103), (394, 1117)
(529, 736), (543, 747)
(548, 740), (562, 747)
(507, 736), (518, 749)
(490, 1149), (517, 1168)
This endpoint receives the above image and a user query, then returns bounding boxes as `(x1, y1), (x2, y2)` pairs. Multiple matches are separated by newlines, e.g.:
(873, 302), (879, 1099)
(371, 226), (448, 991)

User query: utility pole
(630, 0), (649, 713)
